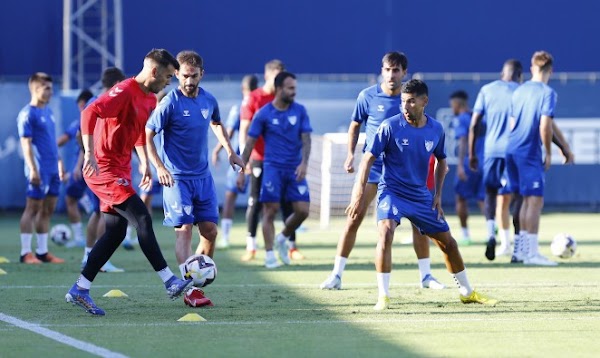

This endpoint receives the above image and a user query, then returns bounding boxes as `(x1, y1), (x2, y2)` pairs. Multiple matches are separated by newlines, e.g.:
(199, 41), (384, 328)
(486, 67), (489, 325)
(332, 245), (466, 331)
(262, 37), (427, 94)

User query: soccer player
(65, 49), (192, 316)
(469, 59), (523, 260)
(17, 72), (65, 264)
(212, 74), (259, 249)
(346, 79), (497, 310)
(146, 50), (244, 307)
(238, 72), (312, 268)
(56, 89), (94, 249)
(506, 51), (573, 266)
(321, 52), (444, 290)
(450, 90), (484, 245)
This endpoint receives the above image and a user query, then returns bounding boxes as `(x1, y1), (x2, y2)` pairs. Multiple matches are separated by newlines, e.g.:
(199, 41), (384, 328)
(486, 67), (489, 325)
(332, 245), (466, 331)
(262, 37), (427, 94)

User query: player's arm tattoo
(301, 133), (311, 164)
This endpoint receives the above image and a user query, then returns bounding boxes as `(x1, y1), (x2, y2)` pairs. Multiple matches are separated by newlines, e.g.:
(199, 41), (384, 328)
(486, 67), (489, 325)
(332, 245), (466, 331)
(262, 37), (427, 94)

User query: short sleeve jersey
(17, 104), (59, 174)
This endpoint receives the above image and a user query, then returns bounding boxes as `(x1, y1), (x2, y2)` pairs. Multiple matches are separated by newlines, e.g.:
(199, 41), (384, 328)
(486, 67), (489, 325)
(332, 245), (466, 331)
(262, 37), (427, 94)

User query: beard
(182, 84), (197, 96)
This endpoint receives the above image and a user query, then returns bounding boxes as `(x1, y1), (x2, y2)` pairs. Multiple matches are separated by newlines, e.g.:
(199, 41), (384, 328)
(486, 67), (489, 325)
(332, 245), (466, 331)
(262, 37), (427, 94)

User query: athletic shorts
(376, 189), (449, 235)
(260, 164), (310, 203)
(26, 172), (61, 199)
(483, 157), (511, 195)
(161, 176), (219, 226)
(454, 162), (484, 201)
(85, 172), (136, 213)
(367, 157), (384, 184)
(66, 175), (88, 199)
(506, 153), (545, 197)
(85, 187), (101, 213)
(226, 165), (248, 194)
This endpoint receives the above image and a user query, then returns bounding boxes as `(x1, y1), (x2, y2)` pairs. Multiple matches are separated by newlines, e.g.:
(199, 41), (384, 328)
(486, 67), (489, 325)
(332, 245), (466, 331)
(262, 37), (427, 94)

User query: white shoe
(320, 274), (342, 290)
(421, 274), (446, 289)
(524, 253), (558, 266)
(100, 261), (125, 273)
(496, 245), (512, 257)
(274, 233), (290, 265)
(265, 256), (281, 269)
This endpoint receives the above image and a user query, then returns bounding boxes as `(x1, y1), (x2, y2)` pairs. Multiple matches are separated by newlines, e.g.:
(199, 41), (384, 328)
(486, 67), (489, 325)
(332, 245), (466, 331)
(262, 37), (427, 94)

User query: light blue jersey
(367, 114), (446, 202)
(473, 80), (519, 158)
(507, 81), (557, 159)
(248, 102), (312, 169)
(225, 103), (241, 154)
(453, 111), (484, 166)
(17, 104), (59, 175)
(146, 88), (221, 179)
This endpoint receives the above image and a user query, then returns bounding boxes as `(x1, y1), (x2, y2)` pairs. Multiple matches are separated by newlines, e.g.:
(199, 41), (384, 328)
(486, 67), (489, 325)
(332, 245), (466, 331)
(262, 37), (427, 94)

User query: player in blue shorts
(347, 79), (497, 310)
(211, 74), (258, 248)
(450, 90), (484, 245)
(147, 50), (244, 307)
(321, 52), (443, 290)
(239, 72), (312, 268)
(56, 89), (94, 248)
(469, 59), (523, 260)
(17, 73), (65, 264)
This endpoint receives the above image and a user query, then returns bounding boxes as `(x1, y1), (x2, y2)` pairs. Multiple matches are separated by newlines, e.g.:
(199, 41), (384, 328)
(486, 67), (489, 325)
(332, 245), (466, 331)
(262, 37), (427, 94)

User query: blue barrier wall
(1, 0), (600, 77)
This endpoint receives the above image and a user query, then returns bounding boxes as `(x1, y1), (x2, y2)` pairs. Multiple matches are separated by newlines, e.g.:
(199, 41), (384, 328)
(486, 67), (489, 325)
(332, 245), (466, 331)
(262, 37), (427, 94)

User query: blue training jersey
(473, 80), (519, 158)
(452, 111), (484, 167)
(146, 88), (221, 179)
(352, 84), (401, 152)
(17, 104), (59, 175)
(248, 102), (312, 169)
(64, 120), (81, 166)
(225, 103), (241, 154)
(367, 114), (446, 202)
(507, 81), (557, 159)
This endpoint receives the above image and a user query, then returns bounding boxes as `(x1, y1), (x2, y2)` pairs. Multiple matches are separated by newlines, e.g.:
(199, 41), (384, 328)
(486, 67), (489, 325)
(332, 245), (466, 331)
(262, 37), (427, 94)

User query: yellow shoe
(460, 290), (498, 306)
(240, 250), (256, 262)
(289, 248), (305, 260)
(373, 296), (390, 311)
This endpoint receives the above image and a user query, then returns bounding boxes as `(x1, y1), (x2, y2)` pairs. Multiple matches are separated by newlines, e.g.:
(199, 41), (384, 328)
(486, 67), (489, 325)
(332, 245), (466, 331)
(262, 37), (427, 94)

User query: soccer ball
(550, 233), (577, 259)
(183, 254), (217, 287)
(50, 224), (72, 246)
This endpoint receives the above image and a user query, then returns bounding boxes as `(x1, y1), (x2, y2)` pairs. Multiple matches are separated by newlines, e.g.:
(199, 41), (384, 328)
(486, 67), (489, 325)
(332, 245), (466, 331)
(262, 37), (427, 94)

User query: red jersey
(426, 155), (436, 191)
(240, 87), (274, 161)
(81, 78), (156, 176)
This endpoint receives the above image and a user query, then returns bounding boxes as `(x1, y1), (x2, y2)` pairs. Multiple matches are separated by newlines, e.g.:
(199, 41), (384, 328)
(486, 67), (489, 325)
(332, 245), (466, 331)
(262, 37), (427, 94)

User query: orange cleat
(20, 252), (42, 264)
(183, 287), (213, 307)
(240, 250), (256, 262)
(36, 252), (65, 264)
(289, 248), (305, 260)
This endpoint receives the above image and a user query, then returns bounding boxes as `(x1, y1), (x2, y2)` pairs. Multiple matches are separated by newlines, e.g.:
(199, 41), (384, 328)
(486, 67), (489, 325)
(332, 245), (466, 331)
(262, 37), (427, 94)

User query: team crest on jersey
(183, 110), (191, 117)
(183, 205), (192, 215)
(424, 140), (434, 152)
(288, 116), (297, 125)
(377, 105), (385, 112)
(272, 118), (279, 125)
(201, 109), (209, 119)
(298, 185), (307, 195)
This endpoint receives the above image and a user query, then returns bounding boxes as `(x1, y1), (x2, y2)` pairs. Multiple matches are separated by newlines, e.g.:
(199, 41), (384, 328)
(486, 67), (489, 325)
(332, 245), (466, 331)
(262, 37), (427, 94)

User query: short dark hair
(274, 71), (296, 89)
(242, 74), (259, 91)
(76, 89), (94, 104)
(176, 50), (204, 69)
(28, 72), (52, 86)
(265, 59), (285, 72)
(101, 67), (126, 89)
(145, 48), (179, 70)
(450, 90), (468, 101)
(382, 51), (408, 71)
(402, 79), (428, 96)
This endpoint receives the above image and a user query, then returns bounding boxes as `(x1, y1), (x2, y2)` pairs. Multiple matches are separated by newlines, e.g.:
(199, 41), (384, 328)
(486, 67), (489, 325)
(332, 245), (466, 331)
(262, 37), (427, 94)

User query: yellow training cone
(0, 268), (7, 275)
(177, 313), (207, 322)
(102, 289), (128, 298)
(0, 257), (10, 263)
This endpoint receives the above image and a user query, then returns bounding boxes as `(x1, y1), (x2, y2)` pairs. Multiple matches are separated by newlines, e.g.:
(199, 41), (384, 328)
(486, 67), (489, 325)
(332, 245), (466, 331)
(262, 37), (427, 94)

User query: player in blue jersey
(239, 71), (312, 268)
(147, 51), (244, 307)
(347, 79), (497, 310)
(56, 89), (94, 249)
(450, 90), (484, 245)
(17, 73), (65, 264)
(321, 52), (444, 290)
(506, 51), (574, 266)
(469, 60), (523, 260)
(212, 74), (259, 249)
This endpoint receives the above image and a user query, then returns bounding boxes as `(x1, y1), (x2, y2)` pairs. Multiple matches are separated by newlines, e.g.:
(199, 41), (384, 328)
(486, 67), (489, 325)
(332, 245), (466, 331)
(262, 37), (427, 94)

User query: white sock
(179, 263), (187, 279)
(246, 236), (257, 251)
(76, 275), (92, 290)
(528, 233), (539, 257)
(453, 270), (473, 296)
(376, 272), (391, 297)
(265, 250), (276, 261)
(500, 229), (510, 247)
(35, 233), (48, 255)
(417, 258), (431, 281)
(85, 247), (93, 254)
(486, 220), (496, 238)
(332, 256), (347, 277)
(461, 227), (470, 239)
(71, 222), (84, 242)
(221, 219), (232, 242)
(20, 233), (33, 256)
(157, 267), (175, 283)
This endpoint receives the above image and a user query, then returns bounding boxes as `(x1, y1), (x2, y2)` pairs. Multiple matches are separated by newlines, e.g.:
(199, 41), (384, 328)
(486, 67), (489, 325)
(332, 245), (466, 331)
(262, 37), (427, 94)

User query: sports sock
(417, 258), (431, 281)
(332, 256), (347, 277)
(486, 220), (496, 238)
(76, 275), (92, 289)
(35, 233), (48, 255)
(500, 229), (510, 247)
(221, 219), (232, 242)
(376, 272), (390, 297)
(528, 233), (539, 256)
(461, 227), (470, 239)
(265, 250), (276, 261)
(453, 270), (473, 296)
(71, 222), (84, 242)
(157, 267), (175, 283)
(20, 233), (33, 256)
(246, 236), (256, 251)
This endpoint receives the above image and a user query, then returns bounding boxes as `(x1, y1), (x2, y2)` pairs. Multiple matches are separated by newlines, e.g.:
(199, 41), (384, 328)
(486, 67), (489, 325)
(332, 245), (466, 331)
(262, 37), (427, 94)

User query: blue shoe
(65, 284), (105, 316)
(165, 276), (193, 300)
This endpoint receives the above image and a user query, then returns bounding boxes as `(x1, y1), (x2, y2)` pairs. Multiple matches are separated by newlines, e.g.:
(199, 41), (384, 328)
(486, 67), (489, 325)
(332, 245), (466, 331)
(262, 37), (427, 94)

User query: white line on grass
(0, 313), (128, 358)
